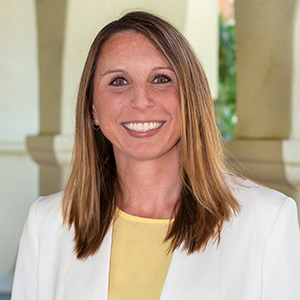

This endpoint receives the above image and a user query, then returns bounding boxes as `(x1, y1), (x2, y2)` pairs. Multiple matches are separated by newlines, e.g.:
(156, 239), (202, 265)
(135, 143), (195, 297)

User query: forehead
(97, 30), (169, 67)
(106, 30), (149, 46)
(102, 30), (155, 52)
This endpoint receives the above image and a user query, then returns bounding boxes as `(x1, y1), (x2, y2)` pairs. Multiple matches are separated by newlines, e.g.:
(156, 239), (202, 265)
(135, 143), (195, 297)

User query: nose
(130, 83), (154, 111)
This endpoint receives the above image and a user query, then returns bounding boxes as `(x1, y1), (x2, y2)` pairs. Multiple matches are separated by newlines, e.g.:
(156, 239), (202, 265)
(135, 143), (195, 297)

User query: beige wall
(0, 0), (39, 276)
(0, 0), (39, 139)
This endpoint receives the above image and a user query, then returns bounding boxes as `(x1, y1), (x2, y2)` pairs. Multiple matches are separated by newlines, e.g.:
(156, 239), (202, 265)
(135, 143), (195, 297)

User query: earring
(93, 119), (100, 131)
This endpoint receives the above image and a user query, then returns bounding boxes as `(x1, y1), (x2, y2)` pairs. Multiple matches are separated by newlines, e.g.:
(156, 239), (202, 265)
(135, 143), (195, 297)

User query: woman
(12, 11), (300, 300)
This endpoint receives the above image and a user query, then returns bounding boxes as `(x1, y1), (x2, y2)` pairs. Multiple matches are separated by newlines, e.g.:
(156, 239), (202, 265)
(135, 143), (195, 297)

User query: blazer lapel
(160, 244), (220, 300)
(62, 227), (112, 300)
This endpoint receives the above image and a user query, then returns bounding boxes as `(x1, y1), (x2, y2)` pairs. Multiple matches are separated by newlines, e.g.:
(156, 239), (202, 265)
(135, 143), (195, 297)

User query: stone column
(27, 0), (71, 196)
(227, 0), (300, 216)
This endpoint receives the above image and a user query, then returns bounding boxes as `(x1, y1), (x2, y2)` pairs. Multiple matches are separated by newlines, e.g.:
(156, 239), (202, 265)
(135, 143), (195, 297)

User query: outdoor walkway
(0, 272), (13, 300)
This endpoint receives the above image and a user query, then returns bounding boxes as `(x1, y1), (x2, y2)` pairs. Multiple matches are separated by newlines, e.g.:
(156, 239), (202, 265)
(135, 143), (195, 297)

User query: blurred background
(1, 0), (300, 298)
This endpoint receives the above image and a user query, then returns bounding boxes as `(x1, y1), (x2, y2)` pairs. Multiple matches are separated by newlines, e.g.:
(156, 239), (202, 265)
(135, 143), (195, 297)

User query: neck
(115, 154), (181, 219)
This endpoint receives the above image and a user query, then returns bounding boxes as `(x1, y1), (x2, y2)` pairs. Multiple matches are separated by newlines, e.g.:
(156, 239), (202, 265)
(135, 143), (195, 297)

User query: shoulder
(230, 178), (287, 203)
(25, 191), (74, 255)
(13, 192), (75, 300)
(228, 177), (298, 238)
(27, 191), (64, 230)
(229, 177), (295, 212)
(30, 191), (63, 214)
(37, 191), (63, 210)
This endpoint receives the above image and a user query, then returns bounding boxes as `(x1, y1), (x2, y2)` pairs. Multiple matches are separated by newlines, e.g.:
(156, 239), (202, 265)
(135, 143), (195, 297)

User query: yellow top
(108, 209), (174, 300)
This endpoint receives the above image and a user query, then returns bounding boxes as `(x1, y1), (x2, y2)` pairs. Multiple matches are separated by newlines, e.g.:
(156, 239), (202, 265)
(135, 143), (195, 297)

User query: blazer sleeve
(11, 198), (41, 300)
(262, 197), (300, 300)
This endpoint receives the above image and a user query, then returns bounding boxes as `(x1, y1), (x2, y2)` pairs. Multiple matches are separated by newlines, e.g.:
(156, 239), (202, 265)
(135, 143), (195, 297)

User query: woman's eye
(111, 78), (127, 86)
(154, 76), (170, 83)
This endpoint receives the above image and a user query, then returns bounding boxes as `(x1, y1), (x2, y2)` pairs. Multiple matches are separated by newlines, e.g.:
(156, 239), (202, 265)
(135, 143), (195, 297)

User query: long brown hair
(62, 11), (240, 259)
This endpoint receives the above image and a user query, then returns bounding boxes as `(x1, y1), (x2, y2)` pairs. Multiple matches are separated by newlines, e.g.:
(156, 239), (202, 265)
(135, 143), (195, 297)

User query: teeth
(124, 122), (163, 132)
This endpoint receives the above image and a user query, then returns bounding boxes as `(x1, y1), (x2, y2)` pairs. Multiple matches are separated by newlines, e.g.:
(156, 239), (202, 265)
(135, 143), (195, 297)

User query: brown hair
(62, 10), (240, 259)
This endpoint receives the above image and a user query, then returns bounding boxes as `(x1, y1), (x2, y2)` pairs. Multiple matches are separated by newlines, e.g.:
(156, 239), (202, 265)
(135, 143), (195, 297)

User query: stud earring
(93, 119), (100, 131)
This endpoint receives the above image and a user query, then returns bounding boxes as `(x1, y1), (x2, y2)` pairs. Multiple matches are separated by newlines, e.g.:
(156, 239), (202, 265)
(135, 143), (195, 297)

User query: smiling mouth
(122, 122), (164, 132)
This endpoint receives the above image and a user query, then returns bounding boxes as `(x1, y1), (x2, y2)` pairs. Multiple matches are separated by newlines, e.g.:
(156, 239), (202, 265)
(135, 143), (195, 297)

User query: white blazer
(11, 180), (300, 300)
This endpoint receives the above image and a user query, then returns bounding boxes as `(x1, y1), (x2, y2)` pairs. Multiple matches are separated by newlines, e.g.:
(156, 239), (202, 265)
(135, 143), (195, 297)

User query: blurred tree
(214, 16), (237, 140)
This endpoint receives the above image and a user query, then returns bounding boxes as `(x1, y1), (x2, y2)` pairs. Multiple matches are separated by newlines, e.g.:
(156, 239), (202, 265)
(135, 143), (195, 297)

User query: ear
(92, 104), (100, 126)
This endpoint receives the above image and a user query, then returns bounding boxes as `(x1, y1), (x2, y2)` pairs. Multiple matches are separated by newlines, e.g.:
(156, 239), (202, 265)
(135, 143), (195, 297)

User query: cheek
(165, 91), (181, 119)
(171, 96), (182, 134)
(97, 113), (116, 144)
(94, 97), (123, 138)
(93, 94), (114, 122)
(97, 108), (114, 133)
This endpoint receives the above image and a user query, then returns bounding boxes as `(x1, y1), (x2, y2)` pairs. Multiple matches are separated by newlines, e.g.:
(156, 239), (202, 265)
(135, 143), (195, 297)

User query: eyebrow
(152, 66), (174, 72)
(100, 69), (128, 77)
(100, 66), (174, 77)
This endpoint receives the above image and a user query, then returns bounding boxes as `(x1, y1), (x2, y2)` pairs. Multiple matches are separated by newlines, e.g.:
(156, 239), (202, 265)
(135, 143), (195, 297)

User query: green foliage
(214, 17), (237, 140)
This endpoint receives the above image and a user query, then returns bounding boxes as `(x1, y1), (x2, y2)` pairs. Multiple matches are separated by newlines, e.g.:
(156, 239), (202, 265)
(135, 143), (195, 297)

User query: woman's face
(92, 30), (181, 163)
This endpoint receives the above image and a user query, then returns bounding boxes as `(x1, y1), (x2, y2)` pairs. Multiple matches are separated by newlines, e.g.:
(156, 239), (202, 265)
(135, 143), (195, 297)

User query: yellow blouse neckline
(116, 207), (174, 224)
